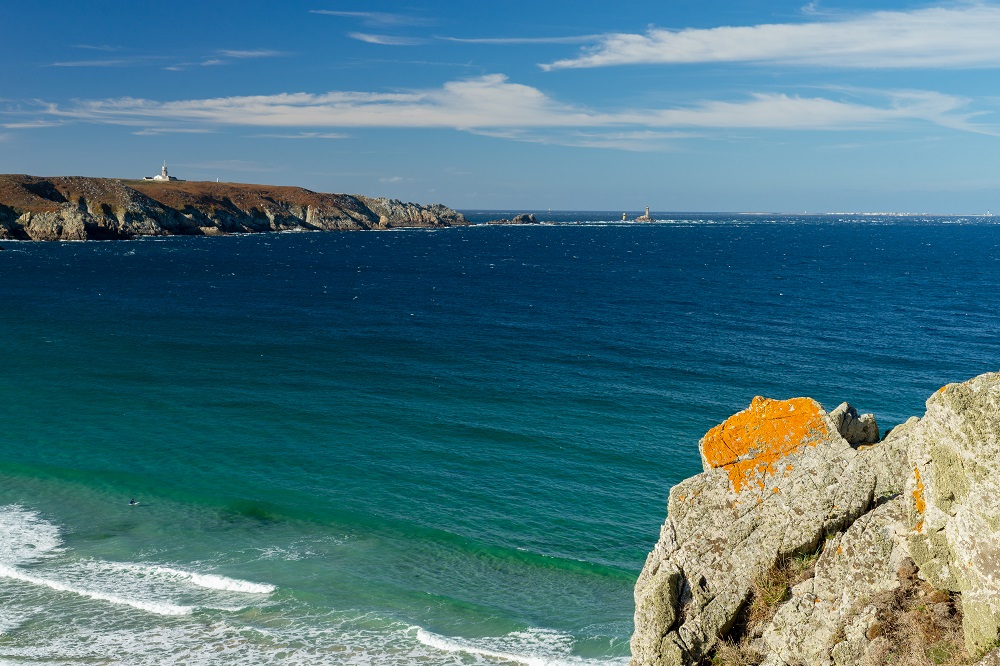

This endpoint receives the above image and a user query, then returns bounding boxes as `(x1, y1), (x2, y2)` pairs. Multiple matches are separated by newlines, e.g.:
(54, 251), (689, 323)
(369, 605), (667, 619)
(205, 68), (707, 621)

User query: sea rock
(901, 372), (1000, 656)
(630, 397), (887, 666)
(485, 213), (538, 225)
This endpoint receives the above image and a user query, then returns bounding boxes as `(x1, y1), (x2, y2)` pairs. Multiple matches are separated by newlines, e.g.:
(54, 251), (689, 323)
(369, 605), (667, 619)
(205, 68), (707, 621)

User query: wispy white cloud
(72, 44), (119, 51)
(438, 35), (601, 45)
(33, 75), (994, 151)
(309, 10), (434, 27)
(801, 1), (822, 16)
(249, 131), (348, 139)
(49, 58), (156, 68)
(53, 49), (283, 70)
(1, 120), (62, 129)
(379, 176), (405, 183)
(349, 33), (424, 46)
(469, 128), (701, 151)
(543, 5), (1000, 70)
(218, 49), (285, 59)
(132, 127), (216, 136)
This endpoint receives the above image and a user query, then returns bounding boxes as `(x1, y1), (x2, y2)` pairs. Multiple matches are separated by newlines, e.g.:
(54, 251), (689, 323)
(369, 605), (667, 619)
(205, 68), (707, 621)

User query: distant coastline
(0, 174), (468, 241)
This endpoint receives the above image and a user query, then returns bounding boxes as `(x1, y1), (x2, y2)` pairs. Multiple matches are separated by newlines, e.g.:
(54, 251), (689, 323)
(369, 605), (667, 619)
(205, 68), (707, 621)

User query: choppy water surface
(2, 213), (999, 664)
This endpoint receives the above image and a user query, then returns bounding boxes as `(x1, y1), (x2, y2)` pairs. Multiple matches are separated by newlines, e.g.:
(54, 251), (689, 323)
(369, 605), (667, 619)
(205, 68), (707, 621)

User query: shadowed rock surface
(0, 174), (468, 240)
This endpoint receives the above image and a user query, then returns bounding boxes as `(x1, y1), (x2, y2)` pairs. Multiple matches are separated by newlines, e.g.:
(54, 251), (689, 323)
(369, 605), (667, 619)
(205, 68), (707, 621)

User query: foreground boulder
(631, 373), (1000, 665)
(630, 396), (891, 665)
(900, 373), (1000, 656)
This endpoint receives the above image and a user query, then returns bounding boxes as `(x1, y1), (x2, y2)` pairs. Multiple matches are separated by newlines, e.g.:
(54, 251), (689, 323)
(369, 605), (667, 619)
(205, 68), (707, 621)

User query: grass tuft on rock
(862, 568), (969, 666)
(711, 551), (820, 665)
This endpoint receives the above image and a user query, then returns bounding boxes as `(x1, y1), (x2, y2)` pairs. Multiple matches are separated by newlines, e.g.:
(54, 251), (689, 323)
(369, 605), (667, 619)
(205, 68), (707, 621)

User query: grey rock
(829, 402), (880, 447)
(977, 647), (1000, 665)
(902, 372), (1000, 657)
(629, 396), (889, 666)
(485, 213), (538, 225)
(761, 497), (908, 665)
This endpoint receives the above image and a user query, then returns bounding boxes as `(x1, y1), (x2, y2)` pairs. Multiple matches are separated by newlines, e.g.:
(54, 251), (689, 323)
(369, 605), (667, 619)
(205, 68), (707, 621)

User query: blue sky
(3, 1), (1000, 212)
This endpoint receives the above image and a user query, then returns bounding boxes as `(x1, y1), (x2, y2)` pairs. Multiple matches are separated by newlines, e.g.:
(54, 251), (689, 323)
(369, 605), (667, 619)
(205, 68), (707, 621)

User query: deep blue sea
(1, 212), (999, 664)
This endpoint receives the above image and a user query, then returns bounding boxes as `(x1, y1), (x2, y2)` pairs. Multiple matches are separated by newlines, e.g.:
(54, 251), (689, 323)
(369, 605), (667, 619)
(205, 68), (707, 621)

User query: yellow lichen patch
(701, 396), (830, 492)
(913, 466), (926, 515)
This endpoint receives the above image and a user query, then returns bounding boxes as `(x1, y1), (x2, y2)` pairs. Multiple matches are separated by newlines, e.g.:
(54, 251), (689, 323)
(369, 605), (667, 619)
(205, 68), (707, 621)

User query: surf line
(148, 566), (276, 594)
(0, 564), (194, 616)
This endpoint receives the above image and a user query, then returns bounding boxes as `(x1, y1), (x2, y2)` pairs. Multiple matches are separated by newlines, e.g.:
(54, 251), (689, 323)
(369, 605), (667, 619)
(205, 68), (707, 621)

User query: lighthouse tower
(144, 161), (179, 181)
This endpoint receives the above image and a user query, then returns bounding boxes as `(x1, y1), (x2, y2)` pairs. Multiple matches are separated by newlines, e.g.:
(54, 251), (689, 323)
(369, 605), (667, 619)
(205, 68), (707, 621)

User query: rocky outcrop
(901, 373), (1000, 656)
(485, 213), (539, 225)
(631, 372), (1000, 666)
(0, 175), (468, 240)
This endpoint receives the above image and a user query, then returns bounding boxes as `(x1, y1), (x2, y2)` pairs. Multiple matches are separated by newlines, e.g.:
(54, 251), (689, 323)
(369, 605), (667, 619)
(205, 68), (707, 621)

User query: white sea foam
(0, 563), (194, 616)
(0, 505), (275, 622)
(96, 560), (276, 594)
(150, 566), (275, 594)
(0, 505), (62, 565)
(415, 626), (628, 666)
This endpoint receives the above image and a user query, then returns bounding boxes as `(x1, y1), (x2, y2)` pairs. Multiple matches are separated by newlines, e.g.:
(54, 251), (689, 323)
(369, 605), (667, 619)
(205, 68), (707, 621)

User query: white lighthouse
(143, 161), (179, 181)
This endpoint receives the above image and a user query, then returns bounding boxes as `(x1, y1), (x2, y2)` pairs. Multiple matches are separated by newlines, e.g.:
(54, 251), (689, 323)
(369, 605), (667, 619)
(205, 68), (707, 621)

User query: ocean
(1, 213), (998, 664)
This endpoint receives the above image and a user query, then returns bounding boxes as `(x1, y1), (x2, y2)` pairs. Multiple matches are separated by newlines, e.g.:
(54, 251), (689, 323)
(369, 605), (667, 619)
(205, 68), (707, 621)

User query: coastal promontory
(632, 371), (1000, 666)
(0, 175), (468, 240)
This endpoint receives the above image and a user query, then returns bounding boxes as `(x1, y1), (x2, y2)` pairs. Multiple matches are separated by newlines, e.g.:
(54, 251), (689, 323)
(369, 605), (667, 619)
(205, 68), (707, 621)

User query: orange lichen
(913, 467), (926, 514)
(701, 396), (829, 493)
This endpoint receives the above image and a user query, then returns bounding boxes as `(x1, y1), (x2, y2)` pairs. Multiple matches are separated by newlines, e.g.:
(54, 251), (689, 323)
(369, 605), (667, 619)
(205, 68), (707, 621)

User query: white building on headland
(143, 162), (179, 181)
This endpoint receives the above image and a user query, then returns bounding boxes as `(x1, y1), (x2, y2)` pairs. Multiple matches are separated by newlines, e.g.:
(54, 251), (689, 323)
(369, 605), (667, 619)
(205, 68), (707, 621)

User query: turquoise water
(1, 214), (999, 664)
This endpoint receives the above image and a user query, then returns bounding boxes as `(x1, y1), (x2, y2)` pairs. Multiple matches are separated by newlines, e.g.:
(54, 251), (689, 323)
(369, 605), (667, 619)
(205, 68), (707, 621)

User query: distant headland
(0, 173), (468, 241)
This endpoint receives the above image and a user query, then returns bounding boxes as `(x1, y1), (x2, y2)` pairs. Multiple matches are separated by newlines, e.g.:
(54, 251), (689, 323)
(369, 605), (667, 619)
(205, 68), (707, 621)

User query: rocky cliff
(631, 372), (1000, 666)
(0, 175), (468, 240)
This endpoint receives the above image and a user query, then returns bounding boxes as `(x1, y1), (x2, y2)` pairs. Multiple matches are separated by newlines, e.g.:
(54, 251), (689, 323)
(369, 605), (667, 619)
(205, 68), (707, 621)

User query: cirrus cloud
(27, 74), (995, 151)
(543, 5), (1000, 70)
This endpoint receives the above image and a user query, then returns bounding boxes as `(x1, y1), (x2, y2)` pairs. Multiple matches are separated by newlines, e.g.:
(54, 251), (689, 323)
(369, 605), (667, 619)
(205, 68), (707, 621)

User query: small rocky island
(0, 174), (468, 240)
(485, 213), (539, 225)
(631, 371), (1000, 665)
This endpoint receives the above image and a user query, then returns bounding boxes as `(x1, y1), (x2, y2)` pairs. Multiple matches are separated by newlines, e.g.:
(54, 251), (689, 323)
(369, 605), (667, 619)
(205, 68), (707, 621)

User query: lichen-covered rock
(630, 397), (887, 666)
(902, 372), (1000, 657)
(630, 374), (1000, 665)
(762, 497), (909, 665)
